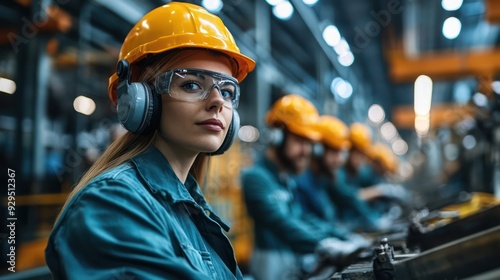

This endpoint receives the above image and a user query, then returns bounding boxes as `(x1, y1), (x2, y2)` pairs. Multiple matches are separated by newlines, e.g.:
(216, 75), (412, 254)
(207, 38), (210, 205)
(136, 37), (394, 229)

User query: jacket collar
(258, 155), (296, 189)
(131, 146), (230, 231)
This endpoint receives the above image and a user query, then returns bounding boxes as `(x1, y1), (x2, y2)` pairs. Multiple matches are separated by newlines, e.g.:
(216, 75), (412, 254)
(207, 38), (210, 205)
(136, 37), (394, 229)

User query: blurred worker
(45, 3), (255, 279)
(241, 95), (363, 280)
(295, 115), (373, 244)
(295, 115), (351, 226)
(335, 122), (384, 231)
(367, 143), (399, 178)
(344, 123), (381, 188)
(361, 142), (411, 215)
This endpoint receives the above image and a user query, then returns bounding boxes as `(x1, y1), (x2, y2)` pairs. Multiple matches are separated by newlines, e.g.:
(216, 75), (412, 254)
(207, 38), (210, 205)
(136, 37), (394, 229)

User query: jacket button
(204, 209), (211, 217)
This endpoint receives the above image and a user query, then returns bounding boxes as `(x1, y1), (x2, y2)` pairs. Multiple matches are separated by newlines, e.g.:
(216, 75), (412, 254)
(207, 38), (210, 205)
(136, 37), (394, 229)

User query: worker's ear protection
(116, 59), (161, 135)
(268, 128), (284, 146)
(312, 143), (324, 157)
(212, 109), (239, 155)
(115, 59), (238, 155)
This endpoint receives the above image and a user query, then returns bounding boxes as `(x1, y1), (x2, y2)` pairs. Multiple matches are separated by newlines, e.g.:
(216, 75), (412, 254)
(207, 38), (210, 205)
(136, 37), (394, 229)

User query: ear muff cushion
(211, 110), (240, 155)
(313, 143), (324, 157)
(117, 82), (161, 134)
(142, 85), (162, 135)
(269, 128), (284, 146)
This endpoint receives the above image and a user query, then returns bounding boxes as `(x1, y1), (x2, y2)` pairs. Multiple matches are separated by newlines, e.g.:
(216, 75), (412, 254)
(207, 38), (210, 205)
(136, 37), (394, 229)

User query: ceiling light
(202, 0), (224, 13)
(238, 125), (260, 143)
(392, 139), (408, 156)
(333, 79), (353, 99)
(368, 104), (385, 123)
(333, 38), (350, 56)
(273, 1), (294, 20)
(266, 0), (284, 6)
(323, 25), (341, 47)
(74, 95), (96, 116)
(0, 77), (16, 94)
(442, 17), (462, 39)
(414, 75), (433, 116)
(338, 51), (354, 67)
(381, 122), (397, 141)
(303, 0), (318, 6)
(441, 0), (463, 11)
(415, 115), (430, 136)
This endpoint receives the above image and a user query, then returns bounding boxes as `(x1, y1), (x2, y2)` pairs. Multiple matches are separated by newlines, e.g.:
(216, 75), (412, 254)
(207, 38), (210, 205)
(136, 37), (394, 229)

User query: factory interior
(1, 0), (500, 279)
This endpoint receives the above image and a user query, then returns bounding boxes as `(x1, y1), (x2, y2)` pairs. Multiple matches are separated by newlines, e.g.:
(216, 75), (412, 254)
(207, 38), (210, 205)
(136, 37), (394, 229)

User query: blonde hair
(55, 49), (232, 223)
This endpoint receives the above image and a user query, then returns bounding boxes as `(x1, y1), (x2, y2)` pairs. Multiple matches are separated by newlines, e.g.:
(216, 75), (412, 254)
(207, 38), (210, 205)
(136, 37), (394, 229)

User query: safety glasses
(154, 68), (240, 108)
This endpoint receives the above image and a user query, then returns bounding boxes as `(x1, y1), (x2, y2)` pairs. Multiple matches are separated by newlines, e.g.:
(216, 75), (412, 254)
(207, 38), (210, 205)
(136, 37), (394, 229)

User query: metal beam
(391, 104), (476, 129)
(486, 0), (500, 23)
(387, 48), (500, 83)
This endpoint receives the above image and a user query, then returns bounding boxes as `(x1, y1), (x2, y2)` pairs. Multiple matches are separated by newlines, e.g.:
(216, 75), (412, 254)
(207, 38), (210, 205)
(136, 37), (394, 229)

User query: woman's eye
(181, 81), (202, 92)
(220, 89), (234, 99)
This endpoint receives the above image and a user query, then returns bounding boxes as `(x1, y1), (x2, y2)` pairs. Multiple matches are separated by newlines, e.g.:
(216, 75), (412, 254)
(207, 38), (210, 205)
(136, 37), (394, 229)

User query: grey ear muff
(211, 110), (240, 155)
(313, 143), (324, 157)
(269, 128), (284, 146)
(116, 59), (161, 135)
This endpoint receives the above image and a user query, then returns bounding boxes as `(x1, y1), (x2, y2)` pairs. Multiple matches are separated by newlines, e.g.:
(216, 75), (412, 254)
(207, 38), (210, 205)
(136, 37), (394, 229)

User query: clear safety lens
(154, 68), (240, 108)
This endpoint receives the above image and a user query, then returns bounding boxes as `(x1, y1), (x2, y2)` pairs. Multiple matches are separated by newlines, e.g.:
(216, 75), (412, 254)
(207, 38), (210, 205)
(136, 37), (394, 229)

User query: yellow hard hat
(317, 115), (351, 150)
(108, 2), (255, 103)
(349, 122), (372, 154)
(368, 143), (399, 173)
(265, 94), (321, 141)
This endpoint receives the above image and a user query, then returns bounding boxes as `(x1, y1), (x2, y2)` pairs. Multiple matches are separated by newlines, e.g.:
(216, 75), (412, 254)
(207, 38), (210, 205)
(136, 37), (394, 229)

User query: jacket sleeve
(241, 168), (328, 254)
(333, 170), (381, 229)
(47, 178), (208, 280)
(300, 212), (351, 240)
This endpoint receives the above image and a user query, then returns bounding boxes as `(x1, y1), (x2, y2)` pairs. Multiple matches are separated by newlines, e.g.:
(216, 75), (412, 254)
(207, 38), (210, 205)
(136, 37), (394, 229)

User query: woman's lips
(196, 119), (224, 132)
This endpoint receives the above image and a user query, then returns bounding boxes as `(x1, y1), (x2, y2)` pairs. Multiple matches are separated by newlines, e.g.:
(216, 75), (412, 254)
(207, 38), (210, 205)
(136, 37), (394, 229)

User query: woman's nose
(206, 86), (225, 112)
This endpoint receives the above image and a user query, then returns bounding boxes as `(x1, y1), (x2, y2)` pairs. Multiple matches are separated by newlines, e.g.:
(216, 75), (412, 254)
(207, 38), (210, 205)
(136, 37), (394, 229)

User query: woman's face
(156, 51), (235, 155)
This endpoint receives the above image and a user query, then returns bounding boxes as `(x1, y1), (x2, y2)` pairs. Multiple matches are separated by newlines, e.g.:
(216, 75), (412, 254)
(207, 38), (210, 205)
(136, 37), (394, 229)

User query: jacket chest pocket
(181, 243), (218, 279)
(172, 204), (219, 279)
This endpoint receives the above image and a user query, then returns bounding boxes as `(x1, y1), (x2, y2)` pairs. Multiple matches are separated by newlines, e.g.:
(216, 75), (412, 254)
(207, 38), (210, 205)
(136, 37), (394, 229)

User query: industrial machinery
(331, 192), (500, 280)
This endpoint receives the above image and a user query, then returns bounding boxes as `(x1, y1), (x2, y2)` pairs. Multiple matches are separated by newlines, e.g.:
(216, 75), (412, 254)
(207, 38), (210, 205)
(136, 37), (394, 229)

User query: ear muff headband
(116, 59), (161, 134)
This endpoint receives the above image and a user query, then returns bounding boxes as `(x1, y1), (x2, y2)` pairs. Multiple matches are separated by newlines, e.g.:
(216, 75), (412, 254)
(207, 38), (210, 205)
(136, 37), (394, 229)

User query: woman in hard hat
(45, 3), (255, 279)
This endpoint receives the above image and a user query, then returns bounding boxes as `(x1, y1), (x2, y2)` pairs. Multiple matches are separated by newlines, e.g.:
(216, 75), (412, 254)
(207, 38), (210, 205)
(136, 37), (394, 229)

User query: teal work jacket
(241, 156), (330, 255)
(333, 167), (381, 231)
(295, 169), (352, 240)
(45, 146), (242, 280)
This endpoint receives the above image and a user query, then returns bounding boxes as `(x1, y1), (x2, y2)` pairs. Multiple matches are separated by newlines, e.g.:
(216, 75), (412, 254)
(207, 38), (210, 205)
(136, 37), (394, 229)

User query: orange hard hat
(368, 143), (399, 173)
(265, 94), (321, 141)
(108, 2), (255, 104)
(349, 122), (372, 154)
(317, 115), (351, 150)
